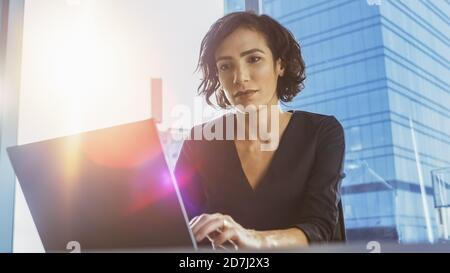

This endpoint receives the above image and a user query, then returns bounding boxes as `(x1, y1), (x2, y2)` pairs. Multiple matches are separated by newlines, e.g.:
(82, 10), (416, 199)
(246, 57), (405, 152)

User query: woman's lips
(234, 90), (258, 98)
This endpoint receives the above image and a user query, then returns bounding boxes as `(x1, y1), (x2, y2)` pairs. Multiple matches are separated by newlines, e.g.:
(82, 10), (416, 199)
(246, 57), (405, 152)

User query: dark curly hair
(196, 11), (306, 109)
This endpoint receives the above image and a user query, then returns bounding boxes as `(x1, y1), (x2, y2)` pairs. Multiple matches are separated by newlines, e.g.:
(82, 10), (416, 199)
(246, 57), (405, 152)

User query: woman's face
(214, 27), (284, 109)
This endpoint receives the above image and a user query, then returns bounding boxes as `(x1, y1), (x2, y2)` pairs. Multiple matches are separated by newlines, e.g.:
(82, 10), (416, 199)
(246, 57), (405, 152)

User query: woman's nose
(233, 66), (250, 85)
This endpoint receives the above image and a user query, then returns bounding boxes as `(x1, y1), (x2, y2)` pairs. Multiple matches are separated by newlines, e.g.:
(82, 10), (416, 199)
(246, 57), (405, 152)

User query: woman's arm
(190, 213), (309, 250)
(258, 228), (309, 249)
(293, 115), (345, 242)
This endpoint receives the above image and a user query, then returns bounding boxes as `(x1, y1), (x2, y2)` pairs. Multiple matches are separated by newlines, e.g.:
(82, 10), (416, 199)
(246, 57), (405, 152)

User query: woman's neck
(234, 104), (292, 151)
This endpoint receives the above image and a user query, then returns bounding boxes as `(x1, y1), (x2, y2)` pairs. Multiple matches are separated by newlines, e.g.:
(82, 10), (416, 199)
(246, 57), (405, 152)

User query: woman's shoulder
(196, 113), (231, 129)
(182, 113), (232, 148)
(289, 110), (344, 146)
(179, 114), (232, 161)
(291, 110), (342, 129)
(188, 113), (231, 138)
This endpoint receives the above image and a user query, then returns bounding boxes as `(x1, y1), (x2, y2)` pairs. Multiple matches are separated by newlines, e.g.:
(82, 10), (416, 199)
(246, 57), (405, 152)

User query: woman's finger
(212, 228), (237, 247)
(195, 217), (227, 242)
(191, 213), (222, 235)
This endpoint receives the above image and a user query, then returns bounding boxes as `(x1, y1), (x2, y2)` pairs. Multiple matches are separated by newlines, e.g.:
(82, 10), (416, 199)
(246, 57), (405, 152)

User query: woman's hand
(189, 213), (265, 250)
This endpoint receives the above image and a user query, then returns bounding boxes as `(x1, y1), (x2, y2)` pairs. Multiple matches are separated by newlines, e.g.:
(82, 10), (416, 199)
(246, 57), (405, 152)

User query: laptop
(7, 119), (197, 252)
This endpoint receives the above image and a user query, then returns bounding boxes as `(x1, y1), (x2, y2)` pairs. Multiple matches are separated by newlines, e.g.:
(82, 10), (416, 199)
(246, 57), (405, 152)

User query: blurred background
(1, 0), (449, 252)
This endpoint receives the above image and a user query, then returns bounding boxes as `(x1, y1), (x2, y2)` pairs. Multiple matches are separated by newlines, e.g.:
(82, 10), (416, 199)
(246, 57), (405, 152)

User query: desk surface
(74, 242), (450, 253)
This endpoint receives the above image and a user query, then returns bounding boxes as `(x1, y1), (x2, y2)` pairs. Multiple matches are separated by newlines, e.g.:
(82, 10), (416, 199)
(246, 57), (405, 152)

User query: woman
(174, 12), (345, 250)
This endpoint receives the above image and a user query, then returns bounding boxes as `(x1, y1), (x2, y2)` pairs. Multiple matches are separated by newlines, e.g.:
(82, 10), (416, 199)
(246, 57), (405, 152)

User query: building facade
(225, 0), (450, 243)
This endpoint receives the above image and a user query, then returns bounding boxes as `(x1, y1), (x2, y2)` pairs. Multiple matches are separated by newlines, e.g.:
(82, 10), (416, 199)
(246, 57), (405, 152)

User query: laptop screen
(7, 119), (196, 252)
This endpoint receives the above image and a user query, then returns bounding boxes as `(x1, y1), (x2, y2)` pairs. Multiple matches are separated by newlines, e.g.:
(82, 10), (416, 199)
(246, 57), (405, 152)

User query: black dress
(174, 110), (345, 243)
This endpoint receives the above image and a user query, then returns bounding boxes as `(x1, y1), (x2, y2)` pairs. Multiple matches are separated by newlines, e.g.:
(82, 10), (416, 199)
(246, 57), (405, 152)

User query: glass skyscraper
(225, 0), (450, 243)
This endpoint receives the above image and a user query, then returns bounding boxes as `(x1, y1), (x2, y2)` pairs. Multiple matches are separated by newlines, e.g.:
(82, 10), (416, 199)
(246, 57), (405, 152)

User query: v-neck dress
(174, 110), (345, 243)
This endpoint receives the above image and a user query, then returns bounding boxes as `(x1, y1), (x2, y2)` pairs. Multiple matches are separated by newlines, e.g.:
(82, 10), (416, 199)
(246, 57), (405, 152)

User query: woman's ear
(277, 58), (285, 77)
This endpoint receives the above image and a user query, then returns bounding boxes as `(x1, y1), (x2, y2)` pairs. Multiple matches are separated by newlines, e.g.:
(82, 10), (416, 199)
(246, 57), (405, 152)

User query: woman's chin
(233, 100), (276, 112)
(233, 101), (260, 112)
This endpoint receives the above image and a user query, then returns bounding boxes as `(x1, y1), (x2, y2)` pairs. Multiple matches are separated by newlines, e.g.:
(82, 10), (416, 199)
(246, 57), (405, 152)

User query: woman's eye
(249, 56), (261, 63)
(219, 64), (230, 71)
